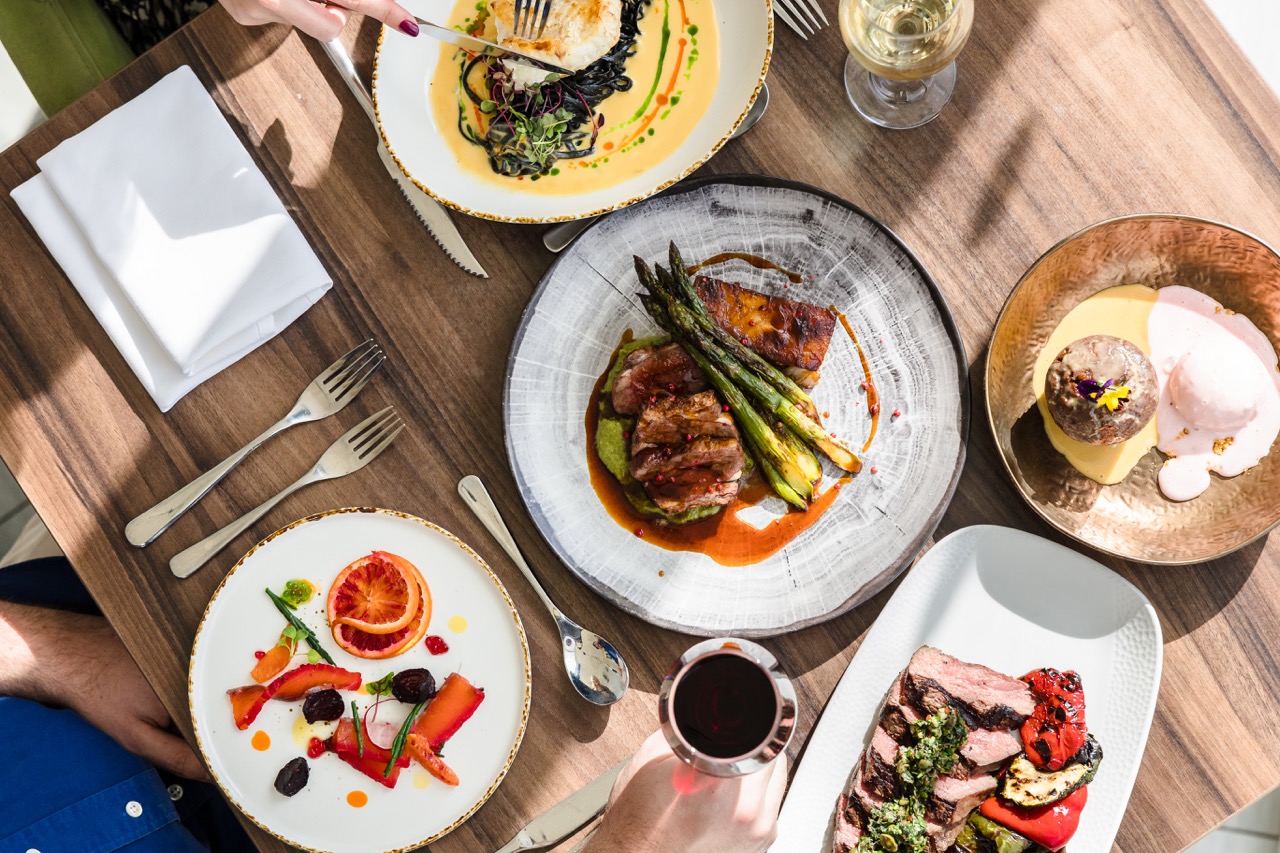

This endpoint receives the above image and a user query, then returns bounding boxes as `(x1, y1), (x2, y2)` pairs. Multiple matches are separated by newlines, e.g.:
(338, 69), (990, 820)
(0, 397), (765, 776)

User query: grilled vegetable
(999, 734), (1103, 808)
(980, 787), (1088, 851)
(952, 811), (1039, 853)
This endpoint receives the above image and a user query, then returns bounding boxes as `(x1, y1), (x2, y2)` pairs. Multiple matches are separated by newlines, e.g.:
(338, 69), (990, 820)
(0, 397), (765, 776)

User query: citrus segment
(327, 552), (421, 636)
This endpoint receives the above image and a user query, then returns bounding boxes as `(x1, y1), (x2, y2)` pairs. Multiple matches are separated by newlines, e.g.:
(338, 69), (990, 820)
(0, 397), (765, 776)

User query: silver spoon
(458, 475), (629, 705)
(542, 81), (772, 253)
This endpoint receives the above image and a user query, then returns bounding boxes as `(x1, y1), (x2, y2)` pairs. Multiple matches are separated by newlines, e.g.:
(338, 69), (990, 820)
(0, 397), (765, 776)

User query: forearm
(0, 600), (100, 704)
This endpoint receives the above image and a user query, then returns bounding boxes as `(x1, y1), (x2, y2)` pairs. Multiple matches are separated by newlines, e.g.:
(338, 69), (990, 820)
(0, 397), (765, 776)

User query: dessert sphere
(1045, 335), (1157, 445)
(1168, 337), (1268, 432)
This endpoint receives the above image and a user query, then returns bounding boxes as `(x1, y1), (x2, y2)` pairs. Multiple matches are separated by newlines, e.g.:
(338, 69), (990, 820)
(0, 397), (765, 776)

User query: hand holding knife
(495, 759), (627, 852)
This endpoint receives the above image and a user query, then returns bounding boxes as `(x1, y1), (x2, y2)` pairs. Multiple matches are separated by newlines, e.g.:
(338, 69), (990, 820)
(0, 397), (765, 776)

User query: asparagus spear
(637, 287), (814, 508)
(666, 243), (821, 420)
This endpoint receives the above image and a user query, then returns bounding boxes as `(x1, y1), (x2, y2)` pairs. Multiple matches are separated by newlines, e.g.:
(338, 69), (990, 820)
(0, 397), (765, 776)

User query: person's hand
(0, 603), (209, 781)
(583, 730), (788, 853)
(218, 0), (420, 43)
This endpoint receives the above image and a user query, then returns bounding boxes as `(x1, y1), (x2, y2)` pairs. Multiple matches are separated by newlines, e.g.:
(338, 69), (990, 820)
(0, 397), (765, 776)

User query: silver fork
(776, 0), (829, 39)
(126, 341), (384, 547)
(513, 0), (553, 38)
(169, 407), (404, 578)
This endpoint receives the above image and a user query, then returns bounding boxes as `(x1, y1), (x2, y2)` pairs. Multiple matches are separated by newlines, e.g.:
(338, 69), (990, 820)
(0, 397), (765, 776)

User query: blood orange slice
(330, 552), (432, 660)
(327, 552), (422, 636)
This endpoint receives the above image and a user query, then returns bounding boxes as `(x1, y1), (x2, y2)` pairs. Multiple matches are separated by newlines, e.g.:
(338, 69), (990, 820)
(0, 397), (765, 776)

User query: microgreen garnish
(351, 700), (364, 758)
(366, 672), (396, 697)
(306, 649), (321, 664)
(384, 700), (428, 778)
(266, 589), (335, 665)
(278, 624), (302, 655)
(1076, 378), (1131, 412)
(279, 579), (314, 608)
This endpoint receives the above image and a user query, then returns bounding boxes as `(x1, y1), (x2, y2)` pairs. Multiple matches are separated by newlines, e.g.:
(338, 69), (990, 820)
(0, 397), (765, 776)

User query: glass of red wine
(657, 638), (797, 777)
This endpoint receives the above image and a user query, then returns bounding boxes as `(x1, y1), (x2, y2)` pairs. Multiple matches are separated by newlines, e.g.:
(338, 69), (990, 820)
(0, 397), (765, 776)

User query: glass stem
(869, 73), (930, 105)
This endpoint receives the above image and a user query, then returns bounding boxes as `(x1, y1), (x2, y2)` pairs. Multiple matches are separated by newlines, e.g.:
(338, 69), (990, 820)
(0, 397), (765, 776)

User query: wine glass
(839, 0), (975, 129)
(656, 638), (796, 777)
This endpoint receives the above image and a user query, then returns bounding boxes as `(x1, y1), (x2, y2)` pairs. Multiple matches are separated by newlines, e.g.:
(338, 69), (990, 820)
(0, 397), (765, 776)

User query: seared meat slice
(695, 275), (837, 373)
(644, 468), (740, 513)
(630, 437), (745, 482)
(862, 727), (901, 799)
(904, 646), (1035, 730)
(612, 343), (707, 415)
(632, 391), (737, 445)
(962, 726), (1024, 771)
(835, 766), (953, 853)
(832, 794), (863, 852)
(927, 774), (997, 826)
(880, 671), (924, 743)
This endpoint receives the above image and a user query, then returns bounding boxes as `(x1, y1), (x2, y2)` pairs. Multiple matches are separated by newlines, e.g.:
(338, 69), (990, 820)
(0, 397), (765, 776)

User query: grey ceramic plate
(504, 176), (968, 636)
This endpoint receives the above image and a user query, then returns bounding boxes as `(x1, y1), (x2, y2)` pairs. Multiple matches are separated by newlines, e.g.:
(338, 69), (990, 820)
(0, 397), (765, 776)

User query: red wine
(672, 652), (777, 758)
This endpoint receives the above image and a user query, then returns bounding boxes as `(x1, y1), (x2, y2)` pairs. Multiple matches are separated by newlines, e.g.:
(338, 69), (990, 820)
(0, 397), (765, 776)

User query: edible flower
(1076, 378), (1131, 411)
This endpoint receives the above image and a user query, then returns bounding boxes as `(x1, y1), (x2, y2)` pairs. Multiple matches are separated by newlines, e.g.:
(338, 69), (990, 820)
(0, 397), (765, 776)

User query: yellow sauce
(447, 615), (468, 633)
(291, 714), (333, 749)
(428, 0), (720, 195)
(412, 771), (431, 789)
(1034, 284), (1160, 484)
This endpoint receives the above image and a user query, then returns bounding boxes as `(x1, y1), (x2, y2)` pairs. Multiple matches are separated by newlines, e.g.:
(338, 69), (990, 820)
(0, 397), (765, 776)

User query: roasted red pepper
(980, 787), (1088, 851)
(1021, 668), (1087, 771)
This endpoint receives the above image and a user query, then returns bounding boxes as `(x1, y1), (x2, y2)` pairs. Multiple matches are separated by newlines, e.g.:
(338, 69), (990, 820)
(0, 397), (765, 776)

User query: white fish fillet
(490, 0), (624, 72)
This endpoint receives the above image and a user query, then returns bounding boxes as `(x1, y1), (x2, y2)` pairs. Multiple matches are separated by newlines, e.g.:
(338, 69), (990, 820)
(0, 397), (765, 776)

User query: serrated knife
(494, 759), (627, 853)
(320, 37), (488, 278)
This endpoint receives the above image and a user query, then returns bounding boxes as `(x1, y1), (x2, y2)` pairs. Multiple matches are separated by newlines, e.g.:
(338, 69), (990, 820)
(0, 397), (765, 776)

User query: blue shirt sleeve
(0, 697), (206, 853)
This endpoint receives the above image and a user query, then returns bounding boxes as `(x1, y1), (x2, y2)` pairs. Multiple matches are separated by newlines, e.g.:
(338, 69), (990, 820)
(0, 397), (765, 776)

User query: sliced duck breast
(611, 343), (708, 415)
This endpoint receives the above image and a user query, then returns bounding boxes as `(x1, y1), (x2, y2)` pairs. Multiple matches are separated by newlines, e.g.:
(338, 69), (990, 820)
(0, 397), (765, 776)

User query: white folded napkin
(11, 65), (331, 411)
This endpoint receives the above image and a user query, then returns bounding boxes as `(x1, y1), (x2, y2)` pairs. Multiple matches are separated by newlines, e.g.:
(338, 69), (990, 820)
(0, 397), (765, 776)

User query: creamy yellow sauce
(428, 0), (720, 195)
(1034, 284), (1160, 484)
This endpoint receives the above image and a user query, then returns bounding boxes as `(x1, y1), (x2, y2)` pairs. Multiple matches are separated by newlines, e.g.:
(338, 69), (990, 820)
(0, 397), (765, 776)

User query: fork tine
(779, 0), (817, 32)
(351, 413), (401, 454)
(774, 2), (809, 38)
(513, 0), (526, 36)
(357, 422), (405, 463)
(332, 352), (386, 402)
(806, 0), (830, 26)
(535, 0), (552, 37)
(787, 0), (823, 30)
(344, 406), (396, 445)
(320, 339), (376, 385)
(324, 346), (382, 393)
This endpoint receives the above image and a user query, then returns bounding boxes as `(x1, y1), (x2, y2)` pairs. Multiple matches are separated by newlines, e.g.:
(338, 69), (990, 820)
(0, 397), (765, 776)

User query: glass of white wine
(839, 0), (974, 129)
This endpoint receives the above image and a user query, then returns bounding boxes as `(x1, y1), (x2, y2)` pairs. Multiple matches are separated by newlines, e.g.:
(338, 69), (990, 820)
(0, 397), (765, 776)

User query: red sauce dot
(424, 635), (450, 655)
(657, 93), (669, 106)
(307, 737), (326, 759)
(254, 650), (266, 659)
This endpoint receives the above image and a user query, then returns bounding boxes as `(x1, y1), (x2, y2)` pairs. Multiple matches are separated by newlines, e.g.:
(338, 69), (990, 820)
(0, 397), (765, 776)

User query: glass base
(843, 55), (957, 130)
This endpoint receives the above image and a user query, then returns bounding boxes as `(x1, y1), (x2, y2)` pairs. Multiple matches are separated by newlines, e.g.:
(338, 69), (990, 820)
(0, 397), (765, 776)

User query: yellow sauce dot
(347, 790), (368, 808)
(292, 715), (333, 749)
(250, 730), (271, 751)
(412, 771), (431, 790)
(447, 615), (468, 633)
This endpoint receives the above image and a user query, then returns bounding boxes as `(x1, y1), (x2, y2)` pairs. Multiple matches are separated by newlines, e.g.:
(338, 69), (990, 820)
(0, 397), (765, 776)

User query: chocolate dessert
(1045, 335), (1157, 445)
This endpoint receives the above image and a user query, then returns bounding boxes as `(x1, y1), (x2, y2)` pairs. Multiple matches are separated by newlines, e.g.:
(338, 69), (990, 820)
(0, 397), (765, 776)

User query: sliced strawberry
(250, 634), (292, 683)
(406, 733), (459, 786)
(267, 663), (362, 701)
(328, 718), (410, 787)
(228, 685), (268, 730)
(410, 672), (485, 752)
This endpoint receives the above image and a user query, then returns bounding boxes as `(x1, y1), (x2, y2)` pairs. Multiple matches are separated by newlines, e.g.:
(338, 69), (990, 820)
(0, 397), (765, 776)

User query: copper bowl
(986, 214), (1280, 564)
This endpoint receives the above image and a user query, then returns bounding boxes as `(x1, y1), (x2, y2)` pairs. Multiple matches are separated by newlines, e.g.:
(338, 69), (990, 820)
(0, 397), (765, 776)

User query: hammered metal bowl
(987, 214), (1280, 564)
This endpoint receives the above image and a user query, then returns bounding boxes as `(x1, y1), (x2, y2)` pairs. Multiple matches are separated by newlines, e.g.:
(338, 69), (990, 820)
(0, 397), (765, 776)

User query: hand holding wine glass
(839, 0), (975, 129)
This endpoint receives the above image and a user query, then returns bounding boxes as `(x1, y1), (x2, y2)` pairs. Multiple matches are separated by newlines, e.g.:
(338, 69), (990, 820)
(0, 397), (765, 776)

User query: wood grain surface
(1, 1), (1279, 851)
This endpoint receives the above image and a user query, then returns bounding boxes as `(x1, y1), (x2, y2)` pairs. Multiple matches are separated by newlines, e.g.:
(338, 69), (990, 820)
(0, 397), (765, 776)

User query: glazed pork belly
(628, 391), (744, 514)
(694, 275), (837, 388)
(611, 342), (708, 415)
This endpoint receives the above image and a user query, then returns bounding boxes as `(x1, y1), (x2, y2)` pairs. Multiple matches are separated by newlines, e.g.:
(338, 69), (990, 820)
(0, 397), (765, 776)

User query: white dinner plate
(773, 525), (1162, 853)
(504, 176), (968, 637)
(189, 508), (531, 853)
(372, 0), (771, 222)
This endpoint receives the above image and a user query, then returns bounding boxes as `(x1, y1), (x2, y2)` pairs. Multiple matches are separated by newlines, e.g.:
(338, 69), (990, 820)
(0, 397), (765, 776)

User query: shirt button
(125, 801), (143, 818)
(25, 848), (40, 852)
(167, 784), (184, 802)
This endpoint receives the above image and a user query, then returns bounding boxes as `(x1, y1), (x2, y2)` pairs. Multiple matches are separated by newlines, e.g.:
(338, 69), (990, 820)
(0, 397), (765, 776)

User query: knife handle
(321, 38), (377, 124)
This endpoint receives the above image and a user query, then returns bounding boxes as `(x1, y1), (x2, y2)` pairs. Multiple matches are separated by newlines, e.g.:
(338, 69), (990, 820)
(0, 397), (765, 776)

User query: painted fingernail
(399, 18), (419, 36)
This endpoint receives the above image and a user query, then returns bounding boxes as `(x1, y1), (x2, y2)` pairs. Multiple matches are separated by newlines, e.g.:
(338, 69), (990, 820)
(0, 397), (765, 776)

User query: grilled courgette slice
(999, 734), (1103, 808)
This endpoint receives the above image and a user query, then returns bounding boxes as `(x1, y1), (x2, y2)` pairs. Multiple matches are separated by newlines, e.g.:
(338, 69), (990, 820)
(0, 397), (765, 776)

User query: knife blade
(320, 38), (488, 278)
(414, 17), (569, 74)
(494, 760), (628, 853)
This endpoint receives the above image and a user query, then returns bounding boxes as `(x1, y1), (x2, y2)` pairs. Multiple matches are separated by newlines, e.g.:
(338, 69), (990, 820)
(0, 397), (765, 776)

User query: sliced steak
(904, 646), (1035, 730)
(832, 794), (863, 853)
(632, 391), (737, 444)
(611, 343), (707, 415)
(841, 766), (952, 853)
(962, 726), (1024, 771)
(926, 774), (997, 826)
(880, 670), (923, 743)
(862, 727), (901, 800)
(695, 276), (837, 372)
(630, 437), (745, 482)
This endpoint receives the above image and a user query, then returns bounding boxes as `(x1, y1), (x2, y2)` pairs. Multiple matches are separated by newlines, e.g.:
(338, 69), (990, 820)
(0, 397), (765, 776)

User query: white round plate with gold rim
(189, 507), (530, 853)
(372, 0), (771, 223)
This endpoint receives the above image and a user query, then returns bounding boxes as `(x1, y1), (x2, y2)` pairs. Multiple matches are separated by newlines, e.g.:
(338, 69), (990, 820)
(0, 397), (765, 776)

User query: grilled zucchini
(998, 734), (1103, 808)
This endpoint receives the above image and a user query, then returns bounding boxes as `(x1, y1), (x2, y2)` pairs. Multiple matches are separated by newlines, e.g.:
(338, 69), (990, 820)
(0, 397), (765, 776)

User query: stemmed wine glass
(839, 0), (975, 129)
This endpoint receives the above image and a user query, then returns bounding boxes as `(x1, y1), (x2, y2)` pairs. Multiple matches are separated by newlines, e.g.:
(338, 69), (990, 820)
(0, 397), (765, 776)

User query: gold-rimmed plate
(372, 0), (771, 223)
(986, 214), (1280, 564)
(189, 507), (531, 853)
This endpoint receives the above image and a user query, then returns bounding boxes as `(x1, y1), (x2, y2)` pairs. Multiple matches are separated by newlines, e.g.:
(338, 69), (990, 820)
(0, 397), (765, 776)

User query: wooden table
(2, 1), (1279, 850)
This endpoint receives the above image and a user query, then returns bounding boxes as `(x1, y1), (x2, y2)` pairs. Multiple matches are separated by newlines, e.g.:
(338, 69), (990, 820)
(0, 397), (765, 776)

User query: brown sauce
(687, 252), (804, 284)
(585, 333), (847, 567)
(833, 308), (880, 453)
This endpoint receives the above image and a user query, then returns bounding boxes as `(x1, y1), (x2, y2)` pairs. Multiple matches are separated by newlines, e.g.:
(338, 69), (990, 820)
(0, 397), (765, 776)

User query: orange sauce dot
(250, 730), (270, 751)
(603, 141), (615, 151)
(656, 93), (669, 106)
(347, 791), (368, 808)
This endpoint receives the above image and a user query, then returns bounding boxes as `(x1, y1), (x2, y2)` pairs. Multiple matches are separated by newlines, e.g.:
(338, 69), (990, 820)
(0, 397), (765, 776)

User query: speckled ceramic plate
(504, 176), (968, 637)
(189, 507), (530, 853)
(372, 0), (771, 222)
(775, 525), (1163, 853)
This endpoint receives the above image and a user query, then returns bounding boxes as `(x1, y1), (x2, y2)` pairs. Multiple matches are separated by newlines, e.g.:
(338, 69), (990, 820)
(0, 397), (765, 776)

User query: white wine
(840, 0), (974, 81)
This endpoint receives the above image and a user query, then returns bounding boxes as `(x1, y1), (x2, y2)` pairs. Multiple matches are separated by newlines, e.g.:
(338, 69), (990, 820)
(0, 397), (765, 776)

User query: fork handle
(125, 416), (295, 548)
(169, 471), (314, 579)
